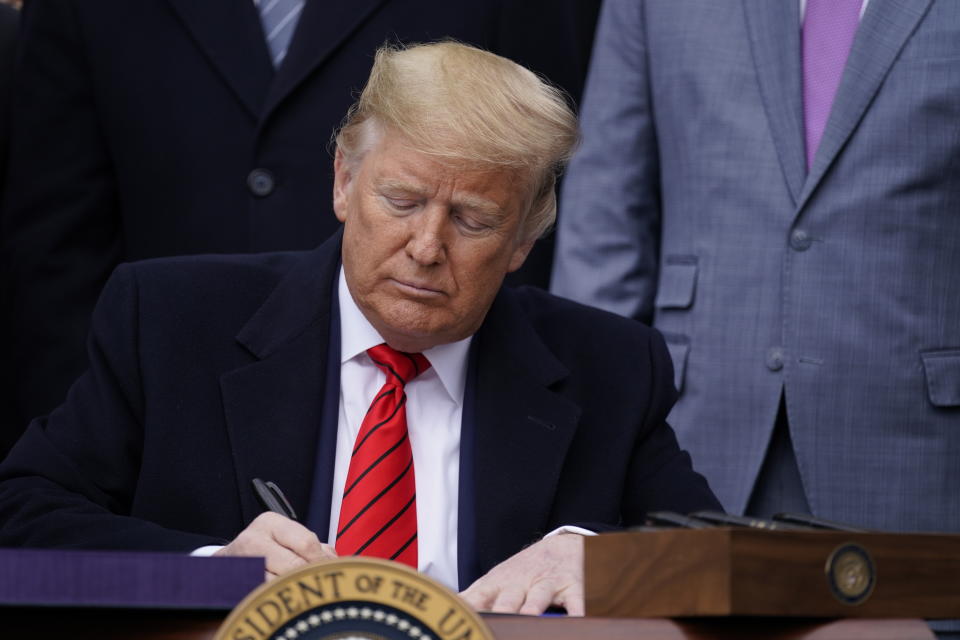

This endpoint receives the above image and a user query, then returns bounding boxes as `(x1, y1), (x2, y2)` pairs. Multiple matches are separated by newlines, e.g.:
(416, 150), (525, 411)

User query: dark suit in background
(0, 233), (719, 586)
(0, 0), (601, 457)
(0, 3), (18, 458)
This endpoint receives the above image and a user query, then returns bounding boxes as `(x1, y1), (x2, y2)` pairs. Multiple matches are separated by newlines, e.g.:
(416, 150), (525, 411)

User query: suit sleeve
(0, 264), (223, 551)
(550, 0), (661, 324)
(0, 0), (122, 443)
(623, 329), (721, 518)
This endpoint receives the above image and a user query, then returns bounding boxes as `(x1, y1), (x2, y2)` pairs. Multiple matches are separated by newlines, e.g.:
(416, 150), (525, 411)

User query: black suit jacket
(0, 0), (601, 454)
(0, 233), (719, 585)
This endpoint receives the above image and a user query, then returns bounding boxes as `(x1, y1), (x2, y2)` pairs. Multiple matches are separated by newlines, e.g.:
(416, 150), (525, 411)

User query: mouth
(389, 278), (446, 298)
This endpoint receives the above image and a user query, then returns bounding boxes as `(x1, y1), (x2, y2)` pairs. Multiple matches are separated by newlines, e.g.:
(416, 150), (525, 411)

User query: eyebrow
(378, 179), (503, 217)
(378, 179), (426, 197)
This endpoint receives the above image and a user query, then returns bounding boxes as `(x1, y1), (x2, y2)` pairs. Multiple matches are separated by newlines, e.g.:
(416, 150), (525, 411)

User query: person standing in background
(552, 0), (960, 538)
(0, 0), (601, 458)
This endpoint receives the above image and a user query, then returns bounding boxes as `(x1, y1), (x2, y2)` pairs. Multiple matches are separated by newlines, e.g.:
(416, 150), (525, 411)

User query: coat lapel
(742, 0), (806, 206)
(469, 290), (581, 575)
(219, 237), (341, 525)
(797, 0), (934, 209)
(166, 0), (274, 120)
(261, 0), (389, 120)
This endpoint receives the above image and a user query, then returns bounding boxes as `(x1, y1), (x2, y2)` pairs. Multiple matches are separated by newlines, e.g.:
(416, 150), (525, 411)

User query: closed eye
(385, 197), (419, 213)
(454, 213), (492, 234)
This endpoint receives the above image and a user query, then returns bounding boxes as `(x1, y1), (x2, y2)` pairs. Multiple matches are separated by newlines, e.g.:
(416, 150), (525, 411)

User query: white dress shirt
(331, 268), (471, 589)
(799, 0), (868, 21)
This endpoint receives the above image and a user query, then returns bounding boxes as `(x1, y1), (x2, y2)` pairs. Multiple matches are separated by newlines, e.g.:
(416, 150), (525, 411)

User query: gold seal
(824, 543), (876, 605)
(215, 557), (494, 640)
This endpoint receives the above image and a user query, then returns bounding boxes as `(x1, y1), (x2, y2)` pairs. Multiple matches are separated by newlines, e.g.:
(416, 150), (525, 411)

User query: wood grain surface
(585, 529), (960, 618)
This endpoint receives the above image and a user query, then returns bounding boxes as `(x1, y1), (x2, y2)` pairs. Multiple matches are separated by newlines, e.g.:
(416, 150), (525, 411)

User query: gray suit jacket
(552, 0), (960, 530)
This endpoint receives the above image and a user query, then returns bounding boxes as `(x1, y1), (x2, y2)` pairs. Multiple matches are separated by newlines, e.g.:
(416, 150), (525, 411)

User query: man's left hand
(459, 533), (584, 616)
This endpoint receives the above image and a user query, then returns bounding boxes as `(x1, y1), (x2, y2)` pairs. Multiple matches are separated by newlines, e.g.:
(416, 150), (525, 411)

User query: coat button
(790, 229), (812, 251)
(247, 168), (275, 197)
(766, 347), (784, 371)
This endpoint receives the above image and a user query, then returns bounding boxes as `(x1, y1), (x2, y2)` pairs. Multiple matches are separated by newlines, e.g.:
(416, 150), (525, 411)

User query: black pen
(252, 478), (299, 521)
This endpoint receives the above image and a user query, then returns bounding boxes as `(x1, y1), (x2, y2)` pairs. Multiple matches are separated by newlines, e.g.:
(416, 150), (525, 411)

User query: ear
(507, 234), (537, 273)
(332, 147), (355, 223)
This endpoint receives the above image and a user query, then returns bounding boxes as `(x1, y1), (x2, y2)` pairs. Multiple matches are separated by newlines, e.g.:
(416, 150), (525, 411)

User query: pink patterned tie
(802, 0), (862, 169)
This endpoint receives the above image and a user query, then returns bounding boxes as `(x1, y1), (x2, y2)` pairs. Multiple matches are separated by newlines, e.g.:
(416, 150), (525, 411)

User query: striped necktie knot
(366, 344), (430, 389)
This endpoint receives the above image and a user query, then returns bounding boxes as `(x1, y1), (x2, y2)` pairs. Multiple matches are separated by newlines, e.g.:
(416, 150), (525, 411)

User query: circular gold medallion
(824, 543), (876, 606)
(216, 557), (493, 640)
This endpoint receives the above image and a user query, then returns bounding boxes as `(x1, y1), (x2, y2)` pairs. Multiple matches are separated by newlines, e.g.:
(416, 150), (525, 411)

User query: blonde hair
(335, 41), (579, 240)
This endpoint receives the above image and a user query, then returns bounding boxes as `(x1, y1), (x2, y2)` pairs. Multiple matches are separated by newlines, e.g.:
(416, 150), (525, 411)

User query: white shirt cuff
(544, 525), (597, 538)
(190, 545), (225, 557)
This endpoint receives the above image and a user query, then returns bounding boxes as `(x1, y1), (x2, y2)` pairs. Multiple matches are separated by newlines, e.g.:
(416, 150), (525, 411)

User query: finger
(251, 512), (336, 562)
(318, 542), (339, 560)
(267, 519), (327, 562)
(459, 582), (498, 612)
(219, 526), (278, 557)
(264, 544), (310, 577)
(490, 585), (527, 614)
(518, 580), (556, 616)
(558, 582), (585, 617)
(250, 511), (290, 530)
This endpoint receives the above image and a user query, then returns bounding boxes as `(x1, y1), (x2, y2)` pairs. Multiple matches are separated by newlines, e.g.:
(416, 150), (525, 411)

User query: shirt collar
(338, 267), (471, 406)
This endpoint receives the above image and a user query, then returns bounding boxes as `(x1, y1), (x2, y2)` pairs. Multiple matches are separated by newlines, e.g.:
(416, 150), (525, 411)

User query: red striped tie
(335, 344), (430, 568)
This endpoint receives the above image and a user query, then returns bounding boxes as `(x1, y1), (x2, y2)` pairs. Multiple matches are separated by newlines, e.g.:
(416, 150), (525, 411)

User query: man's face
(333, 128), (535, 353)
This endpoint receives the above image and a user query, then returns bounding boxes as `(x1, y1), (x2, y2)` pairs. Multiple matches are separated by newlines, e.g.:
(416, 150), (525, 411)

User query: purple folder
(0, 548), (264, 609)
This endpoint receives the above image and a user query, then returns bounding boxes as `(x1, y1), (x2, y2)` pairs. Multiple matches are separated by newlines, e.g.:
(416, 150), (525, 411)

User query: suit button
(790, 229), (812, 251)
(247, 168), (275, 197)
(766, 347), (784, 371)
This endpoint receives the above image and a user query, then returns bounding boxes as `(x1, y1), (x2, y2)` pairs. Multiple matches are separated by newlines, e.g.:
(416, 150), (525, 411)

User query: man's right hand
(214, 512), (337, 579)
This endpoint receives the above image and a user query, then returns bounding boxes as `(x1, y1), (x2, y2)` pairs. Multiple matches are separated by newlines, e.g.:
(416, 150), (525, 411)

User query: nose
(405, 205), (447, 266)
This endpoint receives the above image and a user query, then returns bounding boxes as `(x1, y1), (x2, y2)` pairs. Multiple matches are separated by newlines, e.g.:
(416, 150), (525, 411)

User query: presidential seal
(824, 543), (876, 606)
(215, 558), (493, 640)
